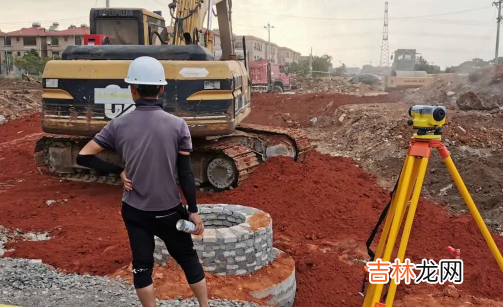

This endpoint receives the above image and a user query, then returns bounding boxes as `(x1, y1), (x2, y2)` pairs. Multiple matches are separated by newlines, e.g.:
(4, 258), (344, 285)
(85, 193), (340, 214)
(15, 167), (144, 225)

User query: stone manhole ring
(154, 204), (273, 276)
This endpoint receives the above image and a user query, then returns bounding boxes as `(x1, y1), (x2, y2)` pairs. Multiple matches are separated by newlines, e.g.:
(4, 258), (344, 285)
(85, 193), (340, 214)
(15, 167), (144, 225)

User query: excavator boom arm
(170, 0), (234, 59)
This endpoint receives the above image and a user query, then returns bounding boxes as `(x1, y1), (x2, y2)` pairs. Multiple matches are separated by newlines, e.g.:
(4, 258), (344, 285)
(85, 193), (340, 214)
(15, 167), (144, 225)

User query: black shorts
(121, 201), (205, 289)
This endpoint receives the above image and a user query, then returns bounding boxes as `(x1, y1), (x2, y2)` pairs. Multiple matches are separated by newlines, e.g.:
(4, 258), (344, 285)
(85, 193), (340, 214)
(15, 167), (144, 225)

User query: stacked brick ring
(154, 204), (274, 275)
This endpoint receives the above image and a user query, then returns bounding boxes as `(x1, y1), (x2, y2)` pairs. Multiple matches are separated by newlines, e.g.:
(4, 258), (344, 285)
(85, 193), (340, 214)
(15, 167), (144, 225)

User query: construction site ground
(1, 73), (503, 307)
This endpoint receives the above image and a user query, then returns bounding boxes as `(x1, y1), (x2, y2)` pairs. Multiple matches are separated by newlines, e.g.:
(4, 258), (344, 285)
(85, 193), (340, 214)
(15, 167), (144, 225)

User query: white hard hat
(124, 56), (168, 86)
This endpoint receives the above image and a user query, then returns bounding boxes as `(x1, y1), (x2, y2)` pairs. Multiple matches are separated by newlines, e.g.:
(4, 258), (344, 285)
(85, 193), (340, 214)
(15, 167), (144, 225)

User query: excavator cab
(85, 8), (169, 46)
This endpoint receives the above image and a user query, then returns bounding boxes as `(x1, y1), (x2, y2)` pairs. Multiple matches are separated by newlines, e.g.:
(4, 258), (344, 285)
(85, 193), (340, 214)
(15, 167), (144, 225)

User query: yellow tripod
(361, 105), (503, 307)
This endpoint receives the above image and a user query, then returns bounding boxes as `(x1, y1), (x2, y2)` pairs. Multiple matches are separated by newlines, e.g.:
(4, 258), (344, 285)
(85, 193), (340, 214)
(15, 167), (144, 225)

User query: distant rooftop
(1, 23), (89, 37)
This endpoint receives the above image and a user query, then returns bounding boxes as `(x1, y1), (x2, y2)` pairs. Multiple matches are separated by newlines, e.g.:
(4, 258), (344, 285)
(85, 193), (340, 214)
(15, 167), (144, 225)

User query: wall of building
(213, 31), (299, 64)
(2, 36), (48, 58)
(47, 35), (83, 57)
(277, 47), (301, 64)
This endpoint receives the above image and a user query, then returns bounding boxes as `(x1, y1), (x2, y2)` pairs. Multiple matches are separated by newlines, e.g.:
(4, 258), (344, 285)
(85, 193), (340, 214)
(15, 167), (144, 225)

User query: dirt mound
(244, 92), (403, 128)
(0, 77), (41, 90)
(402, 66), (503, 111)
(309, 102), (503, 232)
(292, 75), (379, 94)
(0, 78), (42, 124)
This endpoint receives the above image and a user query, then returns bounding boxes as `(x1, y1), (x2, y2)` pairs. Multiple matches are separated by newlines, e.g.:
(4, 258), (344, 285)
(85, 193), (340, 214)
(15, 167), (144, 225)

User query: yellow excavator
(34, 1), (310, 190)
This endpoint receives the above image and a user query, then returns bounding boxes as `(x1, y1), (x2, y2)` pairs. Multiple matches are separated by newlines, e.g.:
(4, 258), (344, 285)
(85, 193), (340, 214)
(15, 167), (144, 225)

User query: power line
(152, 0), (169, 8)
(327, 46), (495, 53)
(0, 16), (88, 27)
(242, 5), (492, 21)
(231, 21), (497, 39)
(316, 31), (496, 39)
(233, 23), (264, 29)
(0, 5), (493, 29)
(390, 19), (494, 26)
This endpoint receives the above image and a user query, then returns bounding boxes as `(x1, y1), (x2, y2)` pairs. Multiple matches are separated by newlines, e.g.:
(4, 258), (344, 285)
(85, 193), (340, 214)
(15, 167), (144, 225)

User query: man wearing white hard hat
(76, 56), (209, 307)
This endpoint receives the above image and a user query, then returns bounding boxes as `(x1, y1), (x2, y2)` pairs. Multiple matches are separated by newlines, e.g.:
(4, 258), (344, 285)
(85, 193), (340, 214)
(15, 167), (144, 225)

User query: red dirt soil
(1, 111), (503, 307)
(243, 92), (404, 128)
(0, 113), (42, 144)
(110, 252), (295, 305)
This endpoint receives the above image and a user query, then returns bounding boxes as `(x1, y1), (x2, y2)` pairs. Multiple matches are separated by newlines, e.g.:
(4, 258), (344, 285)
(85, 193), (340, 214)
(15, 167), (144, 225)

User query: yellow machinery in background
(384, 49), (435, 91)
(34, 1), (310, 190)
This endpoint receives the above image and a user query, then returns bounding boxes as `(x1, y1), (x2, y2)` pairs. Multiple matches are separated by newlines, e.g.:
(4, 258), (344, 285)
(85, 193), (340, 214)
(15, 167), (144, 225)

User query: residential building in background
(0, 22), (89, 75)
(277, 46), (301, 64)
(212, 30), (300, 64)
(234, 35), (279, 62)
(46, 25), (90, 57)
(1, 23), (299, 75)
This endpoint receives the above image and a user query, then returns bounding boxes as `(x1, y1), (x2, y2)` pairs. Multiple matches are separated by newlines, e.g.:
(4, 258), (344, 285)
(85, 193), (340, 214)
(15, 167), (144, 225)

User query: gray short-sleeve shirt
(93, 104), (192, 211)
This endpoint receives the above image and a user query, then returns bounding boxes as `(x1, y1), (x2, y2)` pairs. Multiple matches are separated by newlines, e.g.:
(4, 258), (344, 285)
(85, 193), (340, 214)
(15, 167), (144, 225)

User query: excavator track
(33, 125), (311, 190)
(196, 124), (311, 190)
(199, 140), (261, 190)
(33, 134), (264, 190)
(34, 135), (123, 185)
(236, 123), (311, 162)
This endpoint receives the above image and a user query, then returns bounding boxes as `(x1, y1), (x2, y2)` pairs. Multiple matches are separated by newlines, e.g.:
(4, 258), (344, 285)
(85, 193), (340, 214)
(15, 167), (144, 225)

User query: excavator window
(147, 16), (167, 45)
(95, 18), (140, 45)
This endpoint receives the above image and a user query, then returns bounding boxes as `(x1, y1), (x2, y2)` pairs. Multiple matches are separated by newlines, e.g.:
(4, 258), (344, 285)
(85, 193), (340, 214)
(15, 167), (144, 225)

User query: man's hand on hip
(189, 212), (204, 235)
(120, 170), (132, 191)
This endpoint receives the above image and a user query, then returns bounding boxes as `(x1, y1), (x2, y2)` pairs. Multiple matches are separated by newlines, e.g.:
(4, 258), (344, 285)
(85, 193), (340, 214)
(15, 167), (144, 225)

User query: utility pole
(310, 47), (313, 73)
(494, 0), (502, 65)
(264, 22), (274, 61)
(380, 2), (390, 67)
(106, 0), (110, 8)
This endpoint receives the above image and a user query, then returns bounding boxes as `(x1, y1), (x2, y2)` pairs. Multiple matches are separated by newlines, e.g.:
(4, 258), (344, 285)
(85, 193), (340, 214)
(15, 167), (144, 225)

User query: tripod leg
(362, 155), (419, 307)
(373, 157), (422, 264)
(398, 159), (423, 234)
(442, 154), (503, 274)
(385, 156), (429, 305)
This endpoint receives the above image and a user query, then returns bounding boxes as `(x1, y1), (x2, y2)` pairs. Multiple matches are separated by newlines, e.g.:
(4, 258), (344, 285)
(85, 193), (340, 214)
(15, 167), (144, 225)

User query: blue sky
(0, 0), (499, 68)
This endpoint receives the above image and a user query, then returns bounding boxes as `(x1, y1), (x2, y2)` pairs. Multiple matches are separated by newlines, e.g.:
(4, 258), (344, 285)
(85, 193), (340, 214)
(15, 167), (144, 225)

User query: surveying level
(407, 105), (446, 137)
(361, 105), (503, 307)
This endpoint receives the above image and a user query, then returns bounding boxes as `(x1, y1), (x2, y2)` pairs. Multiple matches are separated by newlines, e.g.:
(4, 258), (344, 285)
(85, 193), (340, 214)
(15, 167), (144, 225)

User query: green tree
(447, 58), (491, 73)
(14, 49), (60, 75)
(415, 56), (429, 71)
(312, 54), (332, 75)
(287, 54), (333, 77)
(334, 63), (347, 76)
(288, 60), (309, 76)
(445, 66), (455, 73)
(414, 56), (440, 74)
